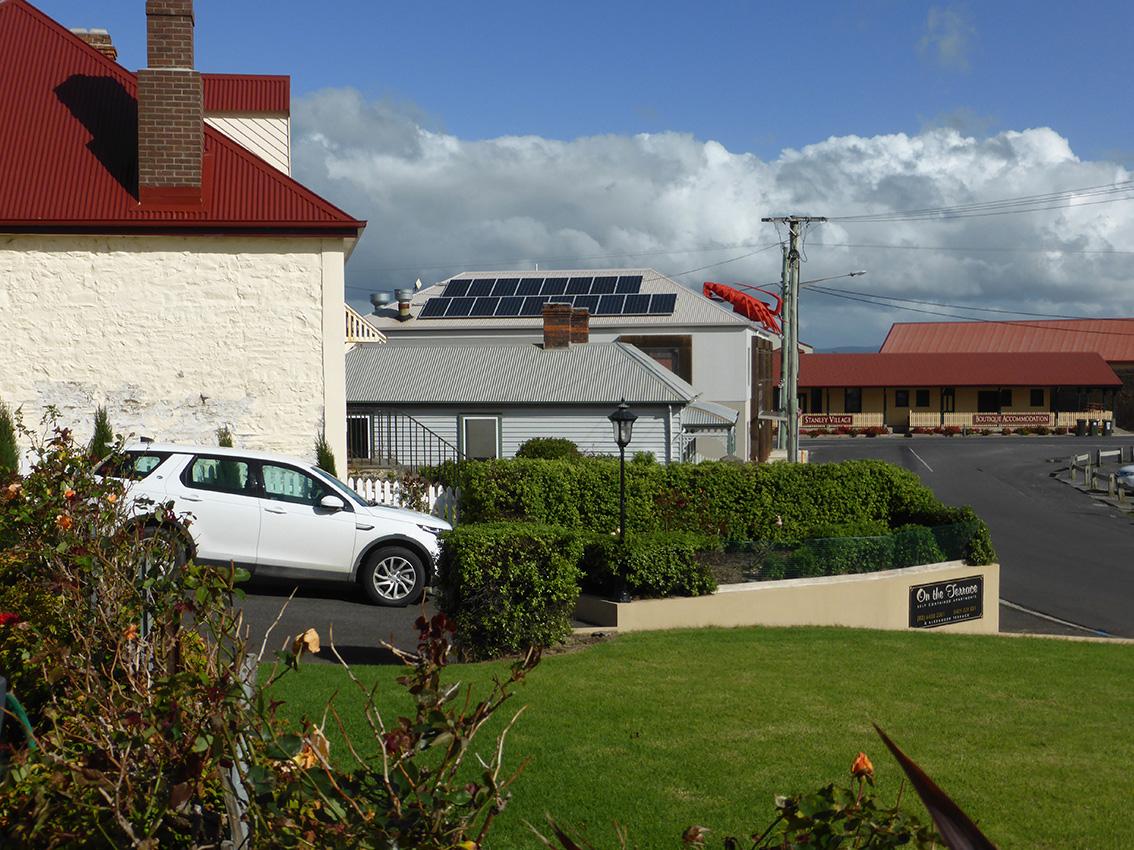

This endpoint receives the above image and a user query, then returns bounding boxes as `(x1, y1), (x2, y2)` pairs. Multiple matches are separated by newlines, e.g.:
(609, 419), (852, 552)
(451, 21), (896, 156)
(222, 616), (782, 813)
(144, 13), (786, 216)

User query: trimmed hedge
(436, 523), (583, 660)
(427, 458), (996, 564)
(581, 532), (719, 599)
(515, 437), (582, 461)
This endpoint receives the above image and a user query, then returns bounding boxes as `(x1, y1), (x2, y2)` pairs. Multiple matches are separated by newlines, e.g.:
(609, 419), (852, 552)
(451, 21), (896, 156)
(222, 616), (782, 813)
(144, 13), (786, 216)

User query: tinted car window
(97, 451), (171, 481)
(261, 464), (332, 507)
(184, 457), (257, 496)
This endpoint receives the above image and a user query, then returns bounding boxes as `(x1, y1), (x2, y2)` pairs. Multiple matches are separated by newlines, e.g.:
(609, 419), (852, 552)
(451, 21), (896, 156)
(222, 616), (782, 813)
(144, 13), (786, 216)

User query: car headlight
(417, 524), (444, 535)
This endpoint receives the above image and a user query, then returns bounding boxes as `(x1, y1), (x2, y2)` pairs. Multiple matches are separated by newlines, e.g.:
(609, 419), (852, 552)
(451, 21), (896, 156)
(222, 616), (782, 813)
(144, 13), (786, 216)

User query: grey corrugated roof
(682, 400), (739, 428)
(346, 342), (698, 405)
(364, 267), (755, 332)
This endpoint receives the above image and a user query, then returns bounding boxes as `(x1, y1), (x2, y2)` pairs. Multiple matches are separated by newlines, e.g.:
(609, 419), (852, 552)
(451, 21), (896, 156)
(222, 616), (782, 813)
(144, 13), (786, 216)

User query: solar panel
(468, 278), (496, 297)
(648, 293), (677, 314)
(445, 297), (476, 317)
(591, 277), (617, 295)
(492, 278), (519, 297)
(418, 298), (448, 318)
(445, 279), (471, 298)
(541, 278), (568, 296)
(519, 295), (550, 316)
(517, 278), (544, 296)
(623, 293), (652, 314)
(566, 276), (593, 295)
(573, 294), (600, 313)
(597, 294), (625, 315)
(470, 297), (499, 317)
(615, 275), (642, 294)
(495, 296), (525, 316)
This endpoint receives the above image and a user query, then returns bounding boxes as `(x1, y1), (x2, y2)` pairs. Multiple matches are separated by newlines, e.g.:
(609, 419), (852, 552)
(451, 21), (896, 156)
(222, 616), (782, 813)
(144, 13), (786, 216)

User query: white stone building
(0, 0), (365, 471)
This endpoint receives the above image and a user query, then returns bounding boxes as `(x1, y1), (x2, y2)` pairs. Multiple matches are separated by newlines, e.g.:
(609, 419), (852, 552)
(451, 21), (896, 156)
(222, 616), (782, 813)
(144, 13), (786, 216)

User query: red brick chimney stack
(70, 28), (118, 61)
(570, 308), (589, 343)
(542, 303), (574, 349)
(137, 0), (202, 206)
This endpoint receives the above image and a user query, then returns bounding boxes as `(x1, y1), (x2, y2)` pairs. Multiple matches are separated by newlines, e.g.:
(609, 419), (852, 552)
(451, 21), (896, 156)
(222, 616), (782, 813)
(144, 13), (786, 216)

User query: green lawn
(268, 628), (1134, 849)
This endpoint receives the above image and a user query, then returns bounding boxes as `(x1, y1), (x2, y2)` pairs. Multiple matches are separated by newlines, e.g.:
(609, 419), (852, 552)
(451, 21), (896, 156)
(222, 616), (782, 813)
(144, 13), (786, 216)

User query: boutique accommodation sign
(972, 413), (1053, 427)
(909, 576), (983, 629)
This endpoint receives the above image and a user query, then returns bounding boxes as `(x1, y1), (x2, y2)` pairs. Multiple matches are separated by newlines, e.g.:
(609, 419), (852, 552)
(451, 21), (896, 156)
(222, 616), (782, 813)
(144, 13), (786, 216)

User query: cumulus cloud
(917, 5), (975, 72)
(293, 88), (1134, 347)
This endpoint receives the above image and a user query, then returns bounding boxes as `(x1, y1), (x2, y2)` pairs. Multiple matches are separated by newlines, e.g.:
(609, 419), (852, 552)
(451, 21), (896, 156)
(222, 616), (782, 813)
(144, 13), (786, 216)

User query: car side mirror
(319, 495), (346, 511)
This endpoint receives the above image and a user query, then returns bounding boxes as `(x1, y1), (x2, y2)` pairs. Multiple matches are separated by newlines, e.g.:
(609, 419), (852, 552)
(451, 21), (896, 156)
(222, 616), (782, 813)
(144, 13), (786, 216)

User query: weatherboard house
(363, 269), (776, 461)
(0, 0), (369, 470)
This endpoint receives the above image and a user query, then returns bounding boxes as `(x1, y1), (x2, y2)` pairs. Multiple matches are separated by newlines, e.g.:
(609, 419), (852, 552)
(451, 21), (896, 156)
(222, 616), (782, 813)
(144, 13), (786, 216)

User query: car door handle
(181, 494), (202, 502)
(356, 523), (374, 531)
(264, 506), (287, 514)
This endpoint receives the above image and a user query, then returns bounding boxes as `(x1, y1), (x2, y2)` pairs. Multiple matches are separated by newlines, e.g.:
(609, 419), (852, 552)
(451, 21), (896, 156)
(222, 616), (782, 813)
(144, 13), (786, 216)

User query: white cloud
(917, 5), (975, 72)
(293, 88), (1134, 348)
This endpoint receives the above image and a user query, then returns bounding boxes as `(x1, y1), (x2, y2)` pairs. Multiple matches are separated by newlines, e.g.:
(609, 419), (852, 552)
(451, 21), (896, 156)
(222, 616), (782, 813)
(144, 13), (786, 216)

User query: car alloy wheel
(362, 546), (425, 606)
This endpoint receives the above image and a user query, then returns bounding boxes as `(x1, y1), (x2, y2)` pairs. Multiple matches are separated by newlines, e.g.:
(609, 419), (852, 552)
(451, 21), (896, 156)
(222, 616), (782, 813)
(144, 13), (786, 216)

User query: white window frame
(460, 415), (502, 460)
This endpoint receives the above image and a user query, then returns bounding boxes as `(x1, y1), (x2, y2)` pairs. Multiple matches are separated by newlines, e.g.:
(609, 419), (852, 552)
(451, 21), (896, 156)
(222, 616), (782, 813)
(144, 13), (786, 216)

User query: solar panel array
(417, 275), (678, 319)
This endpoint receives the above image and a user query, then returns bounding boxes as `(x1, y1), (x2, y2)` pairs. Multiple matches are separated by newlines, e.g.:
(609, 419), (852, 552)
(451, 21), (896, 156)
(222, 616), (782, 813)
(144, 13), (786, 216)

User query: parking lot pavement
(806, 435), (1134, 638)
(237, 578), (428, 666)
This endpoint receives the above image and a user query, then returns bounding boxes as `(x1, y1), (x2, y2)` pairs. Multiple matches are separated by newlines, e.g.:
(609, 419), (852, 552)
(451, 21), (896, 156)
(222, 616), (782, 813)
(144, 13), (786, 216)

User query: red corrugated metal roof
(203, 74), (290, 113)
(0, 0), (363, 235)
(880, 319), (1134, 363)
(773, 351), (1122, 388)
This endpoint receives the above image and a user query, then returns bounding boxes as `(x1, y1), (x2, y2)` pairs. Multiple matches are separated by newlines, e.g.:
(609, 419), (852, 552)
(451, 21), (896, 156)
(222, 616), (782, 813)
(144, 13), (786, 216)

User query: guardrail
(1068, 446), (1133, 501)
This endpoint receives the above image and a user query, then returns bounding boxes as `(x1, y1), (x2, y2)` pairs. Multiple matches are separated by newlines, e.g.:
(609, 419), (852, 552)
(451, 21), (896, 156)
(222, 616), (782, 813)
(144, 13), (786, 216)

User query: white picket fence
(347, 475), (460, 524)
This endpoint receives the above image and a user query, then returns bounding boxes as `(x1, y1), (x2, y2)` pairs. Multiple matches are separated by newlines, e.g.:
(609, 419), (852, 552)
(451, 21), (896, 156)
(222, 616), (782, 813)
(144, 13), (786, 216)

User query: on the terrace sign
(801, 414), (853, 426)
(972, 413), (1053, 426)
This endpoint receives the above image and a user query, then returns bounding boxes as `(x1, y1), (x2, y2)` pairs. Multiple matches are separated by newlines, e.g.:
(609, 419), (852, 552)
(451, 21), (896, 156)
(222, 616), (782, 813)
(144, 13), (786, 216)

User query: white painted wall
(205, 114), (291, 175)
(0, 233), (348, 472)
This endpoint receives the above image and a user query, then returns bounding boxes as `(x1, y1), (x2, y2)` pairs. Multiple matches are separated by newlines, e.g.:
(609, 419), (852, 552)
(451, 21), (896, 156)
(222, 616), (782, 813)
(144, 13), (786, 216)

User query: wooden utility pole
(762, 215), (826, 462)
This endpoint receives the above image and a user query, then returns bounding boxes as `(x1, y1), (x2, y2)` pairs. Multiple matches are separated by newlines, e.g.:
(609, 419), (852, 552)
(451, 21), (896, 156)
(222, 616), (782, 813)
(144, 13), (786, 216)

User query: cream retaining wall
(575, 560), (999, 634)
(0, 233), (348, 473)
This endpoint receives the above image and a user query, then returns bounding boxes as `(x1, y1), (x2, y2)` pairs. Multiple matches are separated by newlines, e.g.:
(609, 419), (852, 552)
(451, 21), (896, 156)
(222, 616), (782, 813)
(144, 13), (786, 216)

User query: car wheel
(139, 524), (191, 583)
(361, 546), (425, 606)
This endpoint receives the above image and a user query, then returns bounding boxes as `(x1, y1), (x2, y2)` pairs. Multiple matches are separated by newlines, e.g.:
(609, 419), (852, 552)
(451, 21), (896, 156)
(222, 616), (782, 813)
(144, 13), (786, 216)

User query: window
(845, 388), (862, 414)
(347, 415), (371, 460)
(941, 388), (956, 413)
(999, 388), (1013, 407)
(184, 457), (256, 496)
(462, 416), (500, 460)
(97, 451), (171, 481)
(809, 387), (823, 413)
(894, 389), (909, 408)
(915, 389), (930, 408)
(1030, 388), (1044, 407)
(261, 463), (332, 507)
(977, 390), (1000, 413)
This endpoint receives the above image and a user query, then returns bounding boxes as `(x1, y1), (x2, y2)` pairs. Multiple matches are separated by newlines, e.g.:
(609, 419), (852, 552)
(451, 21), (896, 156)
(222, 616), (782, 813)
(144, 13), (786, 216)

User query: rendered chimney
(542, 302), (573, 349)
(70, 28), (118, 61)
(570, 308), (590, 344)
(137, 0), (202, 206)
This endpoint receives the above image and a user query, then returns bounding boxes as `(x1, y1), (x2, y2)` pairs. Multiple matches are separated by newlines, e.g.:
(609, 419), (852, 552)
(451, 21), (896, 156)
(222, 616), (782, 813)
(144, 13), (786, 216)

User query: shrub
(1034, 425), (1050, 435)
(835, 425), (852, 435)
(788, 534), (894, 577)
(1054, 425), (1068, 435)
(314, 431), (337, 476)
(216, 424), (234, 447)
(581, 532), (718, 599)
(630, 450), (656, 464)
(516, 437), (582, 461)
(0, 400), (17, 477)
(944, 425), (962, 436)
(1001, 426), (1013, 435)
(437, 523), (583, 659)
(892, 524), (947, 567)
(87, 404), (114, 460)
(864, 425), (887, 437)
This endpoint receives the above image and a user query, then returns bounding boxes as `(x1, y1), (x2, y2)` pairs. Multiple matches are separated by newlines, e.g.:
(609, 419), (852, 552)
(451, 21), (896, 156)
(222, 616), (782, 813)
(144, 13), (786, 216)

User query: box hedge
(436, 522), (583, 660)
(581, 532), (719, 599)
(427, 458), (996, 564)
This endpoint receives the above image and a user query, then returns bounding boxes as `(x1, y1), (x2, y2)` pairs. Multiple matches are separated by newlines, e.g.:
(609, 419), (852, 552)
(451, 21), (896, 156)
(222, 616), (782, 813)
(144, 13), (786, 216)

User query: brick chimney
(136, 0), (202, 206)
(570, 308), (590, 343)
(542, 302), (574, 349)
(70, 28), (118, 61)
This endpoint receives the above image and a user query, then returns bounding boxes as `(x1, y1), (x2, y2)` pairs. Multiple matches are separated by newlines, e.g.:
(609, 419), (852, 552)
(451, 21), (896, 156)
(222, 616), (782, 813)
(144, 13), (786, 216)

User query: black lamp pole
(618, 441), (626, 545)
(608, 399), (637, 546)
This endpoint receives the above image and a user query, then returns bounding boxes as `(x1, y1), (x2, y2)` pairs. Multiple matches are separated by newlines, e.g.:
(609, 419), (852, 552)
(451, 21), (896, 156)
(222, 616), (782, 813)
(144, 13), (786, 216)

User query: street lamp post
(608, 399), (637, 545)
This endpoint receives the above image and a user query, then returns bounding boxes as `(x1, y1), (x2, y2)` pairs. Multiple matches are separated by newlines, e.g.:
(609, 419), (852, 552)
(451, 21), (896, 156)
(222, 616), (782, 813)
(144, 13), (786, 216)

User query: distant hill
(817, 345), (878, 353)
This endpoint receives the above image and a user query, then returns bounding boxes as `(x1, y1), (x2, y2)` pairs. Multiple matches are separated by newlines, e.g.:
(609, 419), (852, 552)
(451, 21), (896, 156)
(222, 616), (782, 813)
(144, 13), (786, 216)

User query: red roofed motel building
(880, 320), (1134, 429)
(785, 351), (1121, 432)
(0, 1), (366, 468)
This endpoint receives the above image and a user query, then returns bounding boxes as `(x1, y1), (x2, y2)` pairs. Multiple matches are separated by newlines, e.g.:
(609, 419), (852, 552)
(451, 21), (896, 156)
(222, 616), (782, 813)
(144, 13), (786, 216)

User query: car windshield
(311, 467), (369, 507)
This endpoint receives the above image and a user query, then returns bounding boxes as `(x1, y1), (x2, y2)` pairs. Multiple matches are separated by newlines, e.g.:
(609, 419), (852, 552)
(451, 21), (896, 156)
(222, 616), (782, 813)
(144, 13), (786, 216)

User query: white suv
(101, 443), (451, 606)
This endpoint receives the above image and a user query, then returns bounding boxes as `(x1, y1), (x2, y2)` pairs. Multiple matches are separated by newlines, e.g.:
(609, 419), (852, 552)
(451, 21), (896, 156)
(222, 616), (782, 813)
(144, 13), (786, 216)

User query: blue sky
(35, 1), (1134, 346)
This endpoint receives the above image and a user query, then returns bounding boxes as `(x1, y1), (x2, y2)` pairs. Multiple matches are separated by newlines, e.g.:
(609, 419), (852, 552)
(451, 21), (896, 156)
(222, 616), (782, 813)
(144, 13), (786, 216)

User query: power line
(809, 241), (1134, 256)
(805, 285), (1134, 337)
(811, 286), (1090, 319)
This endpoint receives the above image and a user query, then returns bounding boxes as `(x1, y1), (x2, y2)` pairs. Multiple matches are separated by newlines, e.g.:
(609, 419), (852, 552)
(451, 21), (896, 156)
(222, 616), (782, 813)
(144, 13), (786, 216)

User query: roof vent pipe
(370, 291), (393, 314)
(394, 288), (415, 322)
